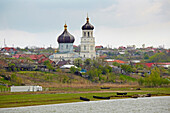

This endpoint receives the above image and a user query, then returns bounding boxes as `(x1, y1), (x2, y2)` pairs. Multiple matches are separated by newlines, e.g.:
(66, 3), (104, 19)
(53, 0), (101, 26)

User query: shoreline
(0, 87), (169, 108)
(0, 96), (169, 110)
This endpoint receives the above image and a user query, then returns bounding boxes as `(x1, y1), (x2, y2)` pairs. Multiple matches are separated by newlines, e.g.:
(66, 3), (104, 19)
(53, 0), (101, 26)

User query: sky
(0, 0), (170, 49)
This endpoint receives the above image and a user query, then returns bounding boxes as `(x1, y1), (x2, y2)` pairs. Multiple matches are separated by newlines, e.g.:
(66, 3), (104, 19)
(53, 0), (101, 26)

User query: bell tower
(80, 15), (96, 59)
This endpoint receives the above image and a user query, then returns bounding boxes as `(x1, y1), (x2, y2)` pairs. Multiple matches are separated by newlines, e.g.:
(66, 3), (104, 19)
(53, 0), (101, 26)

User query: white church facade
(80, 16), (96, 59)
(49, 16), (96, 62)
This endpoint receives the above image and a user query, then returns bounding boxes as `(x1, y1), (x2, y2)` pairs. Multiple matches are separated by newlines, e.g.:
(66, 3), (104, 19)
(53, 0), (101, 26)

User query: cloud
(95, 22), (170, 48)
(0, 30), (58, 48)
(0, 0), (170, 49)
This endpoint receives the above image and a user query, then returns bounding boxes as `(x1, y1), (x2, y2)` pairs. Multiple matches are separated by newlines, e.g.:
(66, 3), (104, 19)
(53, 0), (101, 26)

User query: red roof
(105, 60), (127, 64)
(95, 46), (103, 49)
(38, 58), (54, 64)
(100, 55), (107, 58)
(144, 63), (155, 67)
(1, 47), (17, 52)
(118, 46), (126, 49)
(114, 60), (127, 64)
(156, 63), (170, 65)
(13, 54), (46, 60)
(73, 45), (78, 48)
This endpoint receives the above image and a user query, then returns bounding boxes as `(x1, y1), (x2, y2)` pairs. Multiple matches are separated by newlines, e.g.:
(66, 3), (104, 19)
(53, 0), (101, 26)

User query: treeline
(138, 67), (169, 87)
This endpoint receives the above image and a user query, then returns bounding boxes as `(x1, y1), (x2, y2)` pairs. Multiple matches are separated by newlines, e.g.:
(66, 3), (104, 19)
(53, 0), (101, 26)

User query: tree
(112, 62), (121, 67)
(8, 63), (16, 72)
(138, 67), (169, 87)
(149, 53), (169, 62)
(84, 58), (92, 70)
(74, 58), (82, 67)
(44, 60), (55, 72)
(121, 64), (133, 73)
(84, 58), (92, 66)
(144, 54), (149, 59)
(70, 66), (81, 73)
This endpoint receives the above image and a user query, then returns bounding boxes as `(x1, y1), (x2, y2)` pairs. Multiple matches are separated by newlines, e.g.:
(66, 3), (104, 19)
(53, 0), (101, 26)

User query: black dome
(82, 17), (94, 30)
(57, 24), (75, 43)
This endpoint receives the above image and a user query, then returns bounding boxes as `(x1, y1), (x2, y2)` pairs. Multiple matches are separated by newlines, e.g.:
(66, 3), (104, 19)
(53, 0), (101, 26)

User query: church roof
(57, 24), (75, 43)
(82, 16), (94, 30)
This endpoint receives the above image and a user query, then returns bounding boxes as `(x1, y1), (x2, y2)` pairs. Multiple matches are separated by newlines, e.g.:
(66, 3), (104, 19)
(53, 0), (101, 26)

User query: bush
(138, 67), (170, 87)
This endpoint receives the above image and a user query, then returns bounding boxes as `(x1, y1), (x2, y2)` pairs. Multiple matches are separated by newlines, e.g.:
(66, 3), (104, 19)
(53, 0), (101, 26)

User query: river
(0, 96), (169, 113)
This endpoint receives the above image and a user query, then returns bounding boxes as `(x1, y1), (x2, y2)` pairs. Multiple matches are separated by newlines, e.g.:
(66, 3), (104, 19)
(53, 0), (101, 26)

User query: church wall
(59, 43), (73, 53)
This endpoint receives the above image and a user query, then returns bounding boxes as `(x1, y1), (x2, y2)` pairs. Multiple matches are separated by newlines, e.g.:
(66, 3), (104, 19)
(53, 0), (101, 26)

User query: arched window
(88, 32), (90, 37)
(84, 55), (85, 57)
(84, 32), (86, 37)
(66, 45), (68, 49)
(84, 45), (86, 50)
(61, 45), (63, 50)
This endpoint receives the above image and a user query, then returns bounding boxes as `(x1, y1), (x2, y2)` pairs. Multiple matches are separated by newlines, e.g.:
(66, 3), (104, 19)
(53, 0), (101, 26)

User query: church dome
(57, 24), (75, 43)
(82, 16), (94, 30)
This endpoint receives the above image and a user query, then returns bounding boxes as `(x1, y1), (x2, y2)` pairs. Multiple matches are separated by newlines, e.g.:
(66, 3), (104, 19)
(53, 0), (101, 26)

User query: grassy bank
(0, 87), (170, 108)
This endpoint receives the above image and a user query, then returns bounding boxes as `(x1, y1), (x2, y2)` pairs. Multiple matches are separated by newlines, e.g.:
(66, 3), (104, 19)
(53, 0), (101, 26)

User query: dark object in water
(93, 96), (110, 99)
(100, 87), (110, 89)
(80, 97), (90, 101)
(146, 94), (151, 97)
(136, 88), (141, 90)
(117, 92), (127, 95)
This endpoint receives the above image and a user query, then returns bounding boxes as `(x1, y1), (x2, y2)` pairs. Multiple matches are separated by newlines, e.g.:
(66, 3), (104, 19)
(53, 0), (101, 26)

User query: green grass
(0, 87), (169, 108)
(120, 74), (137, 82)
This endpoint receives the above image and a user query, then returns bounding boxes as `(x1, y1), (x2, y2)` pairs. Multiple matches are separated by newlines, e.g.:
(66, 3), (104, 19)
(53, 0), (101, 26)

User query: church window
(84, 55), (85, 57)
(88, 32), (90, 37)
(91, 46), (93, 50)
(84, 32), (86, 37)
(61, 45), (63, 50)
(84, 45), (86, 50)
(66, 45), (68, 49)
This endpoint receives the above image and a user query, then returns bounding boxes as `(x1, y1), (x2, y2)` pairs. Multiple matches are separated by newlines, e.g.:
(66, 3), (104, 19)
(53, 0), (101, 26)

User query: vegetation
(0, 87), (170, 108)
(149, 53), (170, 63)
(70, 66), (81, 74)
(138, 67), (170, 87)
(44, 60), (55, 71)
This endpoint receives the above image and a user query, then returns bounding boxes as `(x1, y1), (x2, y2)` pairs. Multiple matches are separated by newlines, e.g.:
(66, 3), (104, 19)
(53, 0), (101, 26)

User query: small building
(11, 86), (42, 92)
(1, 47), (17, 54)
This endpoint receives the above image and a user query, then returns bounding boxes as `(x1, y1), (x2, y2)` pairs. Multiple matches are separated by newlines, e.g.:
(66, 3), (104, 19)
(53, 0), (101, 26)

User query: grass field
(0, 87), (170, 108)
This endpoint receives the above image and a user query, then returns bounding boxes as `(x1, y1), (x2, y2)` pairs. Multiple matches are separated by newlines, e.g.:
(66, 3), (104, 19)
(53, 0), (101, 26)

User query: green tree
(8, 63), (16, 72)
(84, 58), (92, 66)
(149, 52), (169, 62)
(121, 64), (133, 73)
(144, 54), (149, 59)
(44, 60), (55, 72)
(74, 58), (82, 67)
(112, 62), (121, 67)
(138, 67), (170, 87)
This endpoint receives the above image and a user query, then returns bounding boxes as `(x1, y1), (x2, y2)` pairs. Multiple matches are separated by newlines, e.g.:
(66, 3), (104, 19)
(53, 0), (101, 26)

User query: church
(49, 15), (96, 62)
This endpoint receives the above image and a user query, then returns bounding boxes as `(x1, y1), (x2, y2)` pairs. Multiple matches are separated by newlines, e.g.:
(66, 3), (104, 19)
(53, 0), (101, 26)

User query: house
(1, 47), (17, 54)
(105, 59), (128, 65)
(95, 45), (103, 49)
(56, 60), (71, 67)
(118, 46), (126, 50)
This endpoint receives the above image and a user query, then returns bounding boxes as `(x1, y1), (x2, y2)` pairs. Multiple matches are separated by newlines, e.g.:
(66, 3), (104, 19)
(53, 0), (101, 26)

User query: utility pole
(4, 38), (7, 47)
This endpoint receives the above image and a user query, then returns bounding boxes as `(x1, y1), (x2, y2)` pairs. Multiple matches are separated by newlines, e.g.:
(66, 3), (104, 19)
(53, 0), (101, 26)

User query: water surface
(0, 96), (169, 113)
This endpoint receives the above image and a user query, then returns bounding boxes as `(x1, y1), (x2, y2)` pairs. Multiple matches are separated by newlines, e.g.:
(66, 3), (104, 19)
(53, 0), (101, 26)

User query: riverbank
(0, 87), (170, 108)
(0, 96), (170, 113)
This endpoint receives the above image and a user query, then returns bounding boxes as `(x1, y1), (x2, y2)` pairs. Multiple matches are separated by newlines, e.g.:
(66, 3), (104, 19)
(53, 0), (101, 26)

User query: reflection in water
(0, 96), (170, 113)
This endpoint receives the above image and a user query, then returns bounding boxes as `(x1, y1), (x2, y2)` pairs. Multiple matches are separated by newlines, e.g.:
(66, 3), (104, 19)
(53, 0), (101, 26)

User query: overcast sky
(0, 0), (170, 48)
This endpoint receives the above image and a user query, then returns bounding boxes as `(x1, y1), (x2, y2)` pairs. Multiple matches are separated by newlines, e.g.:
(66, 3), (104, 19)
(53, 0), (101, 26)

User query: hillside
(0, 71), (92, 88)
